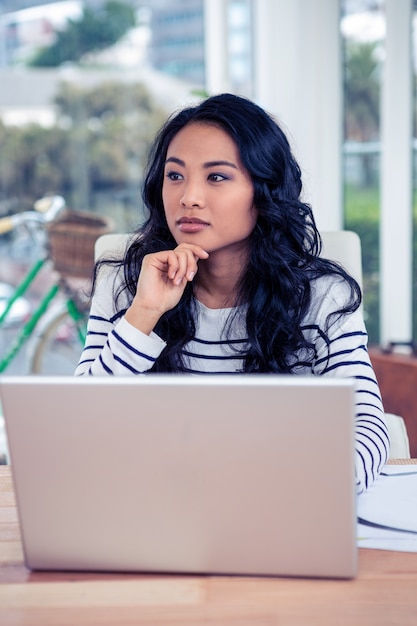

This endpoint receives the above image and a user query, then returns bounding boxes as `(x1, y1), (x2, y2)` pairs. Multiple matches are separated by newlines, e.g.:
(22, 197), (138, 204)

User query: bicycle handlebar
(0, 195), (66, 235)
(0, 216), (14, 235)
(0, 211), (45, 234)
(34, 195), (66, 220)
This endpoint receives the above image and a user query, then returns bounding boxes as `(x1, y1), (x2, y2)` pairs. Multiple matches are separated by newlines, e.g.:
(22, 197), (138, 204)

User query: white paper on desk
(357, 464), (417, 552)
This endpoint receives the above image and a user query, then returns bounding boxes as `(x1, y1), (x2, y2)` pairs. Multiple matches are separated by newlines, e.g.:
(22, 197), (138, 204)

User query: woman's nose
(180, 181), (205, 208)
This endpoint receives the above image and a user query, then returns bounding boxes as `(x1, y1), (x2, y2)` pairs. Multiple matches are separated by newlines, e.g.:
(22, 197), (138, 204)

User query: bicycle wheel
(27, 305), (86, 375)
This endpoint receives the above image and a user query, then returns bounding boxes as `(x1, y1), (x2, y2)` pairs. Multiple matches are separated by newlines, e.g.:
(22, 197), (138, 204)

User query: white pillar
(380, 0), (413, 346)
(252, 0), (343, 231)
(204, 0), (230, 94)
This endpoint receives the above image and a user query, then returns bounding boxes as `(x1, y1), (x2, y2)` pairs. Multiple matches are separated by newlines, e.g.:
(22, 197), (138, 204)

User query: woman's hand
(125, 243), (209, 334)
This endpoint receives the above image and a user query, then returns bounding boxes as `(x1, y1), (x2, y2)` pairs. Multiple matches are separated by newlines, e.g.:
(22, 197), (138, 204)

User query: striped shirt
(75, 269), (389, 493)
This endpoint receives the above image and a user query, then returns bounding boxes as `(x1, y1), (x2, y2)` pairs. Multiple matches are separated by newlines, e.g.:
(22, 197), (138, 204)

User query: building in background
(148, 0), (252, 93)
(148, 0), (205, 86)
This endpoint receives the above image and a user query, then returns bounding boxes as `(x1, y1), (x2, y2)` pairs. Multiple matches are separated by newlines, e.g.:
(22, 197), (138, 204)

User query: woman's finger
(169, 245), (208, 285)
(172, 249), (194, 285)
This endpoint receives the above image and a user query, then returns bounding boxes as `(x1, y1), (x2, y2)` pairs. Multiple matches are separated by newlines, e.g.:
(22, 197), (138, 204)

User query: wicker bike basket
(47, 209), (114, 279)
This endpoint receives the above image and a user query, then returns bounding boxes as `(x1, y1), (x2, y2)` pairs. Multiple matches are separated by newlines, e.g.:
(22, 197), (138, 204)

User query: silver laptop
(0, 374), (357, 578)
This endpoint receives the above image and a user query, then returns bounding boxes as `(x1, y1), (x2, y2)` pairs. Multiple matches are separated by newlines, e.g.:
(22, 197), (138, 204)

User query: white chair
(321, 230), (410, 459)
(95, 232), (130, 261)
(94, 231), (411, 459)
(321, 230), (363, 290)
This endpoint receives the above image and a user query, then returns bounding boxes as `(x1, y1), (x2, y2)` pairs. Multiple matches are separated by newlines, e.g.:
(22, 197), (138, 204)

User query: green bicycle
(0, 196), (112, 375)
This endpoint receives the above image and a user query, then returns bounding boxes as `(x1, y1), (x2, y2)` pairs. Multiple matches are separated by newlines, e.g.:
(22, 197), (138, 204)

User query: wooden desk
(1, 465), (417, 626)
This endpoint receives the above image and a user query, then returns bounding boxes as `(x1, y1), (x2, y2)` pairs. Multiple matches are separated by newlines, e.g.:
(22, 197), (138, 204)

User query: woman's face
(162, 122), (257, 257)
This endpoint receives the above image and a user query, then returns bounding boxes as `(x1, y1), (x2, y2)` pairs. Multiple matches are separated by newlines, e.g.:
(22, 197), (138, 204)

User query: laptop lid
(0, 374), (357, 578)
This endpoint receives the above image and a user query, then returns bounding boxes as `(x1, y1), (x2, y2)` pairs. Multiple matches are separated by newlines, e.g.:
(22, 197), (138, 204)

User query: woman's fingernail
(188, 271), (195, 280)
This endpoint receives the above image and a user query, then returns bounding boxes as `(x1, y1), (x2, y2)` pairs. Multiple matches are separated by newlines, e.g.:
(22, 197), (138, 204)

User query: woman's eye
(166, 171), (183, 181)
(208, 173), (227, 182)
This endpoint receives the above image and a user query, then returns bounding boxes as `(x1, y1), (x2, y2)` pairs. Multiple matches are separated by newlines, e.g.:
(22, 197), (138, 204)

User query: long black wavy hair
(99, 93), (361, 373)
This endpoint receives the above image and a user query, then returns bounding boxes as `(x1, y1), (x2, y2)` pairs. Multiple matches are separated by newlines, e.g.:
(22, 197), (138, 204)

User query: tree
(344, 40), (381, 188)
(29, 1), (137, 67)
(0, 81), (167, 222)
(344, 40), (380, 142)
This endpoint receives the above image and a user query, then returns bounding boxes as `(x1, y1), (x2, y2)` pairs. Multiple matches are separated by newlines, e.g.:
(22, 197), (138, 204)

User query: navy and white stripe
(75, 270), (389, 493)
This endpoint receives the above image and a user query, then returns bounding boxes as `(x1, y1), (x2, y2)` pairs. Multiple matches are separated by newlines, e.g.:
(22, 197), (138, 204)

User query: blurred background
(0, 0), (416, 370)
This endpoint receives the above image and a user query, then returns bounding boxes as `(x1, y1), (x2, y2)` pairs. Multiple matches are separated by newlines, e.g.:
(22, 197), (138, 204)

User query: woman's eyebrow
(165, 156), (185, 167)
(164, 156), (238, 170)
(203, 160), (238, 170)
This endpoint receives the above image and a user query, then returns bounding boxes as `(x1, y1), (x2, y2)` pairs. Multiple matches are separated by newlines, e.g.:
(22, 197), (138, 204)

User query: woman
(75, 93), (389, 493)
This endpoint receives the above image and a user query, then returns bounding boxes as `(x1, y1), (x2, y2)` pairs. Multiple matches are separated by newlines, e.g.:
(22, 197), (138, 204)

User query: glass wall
(341, 0), (385, 344)
(0, 0), (201, 376)
(1, 0), (416, 367)
(0, 2), (181, 234)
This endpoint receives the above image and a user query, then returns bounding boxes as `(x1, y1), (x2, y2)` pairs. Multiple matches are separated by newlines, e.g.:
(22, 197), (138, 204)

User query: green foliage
(0, 81), (167, 220)
(0, 121), (69, 206)
(344, 41), (380, 141)
(344, 184), (380, 344)
(345, 186), (417, 347)
(343, 40), (382, 344)
(29, 1), (137, 67)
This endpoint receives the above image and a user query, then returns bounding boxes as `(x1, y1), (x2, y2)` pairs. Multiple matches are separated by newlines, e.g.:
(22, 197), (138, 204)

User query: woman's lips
(176, 217), (209, 233)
